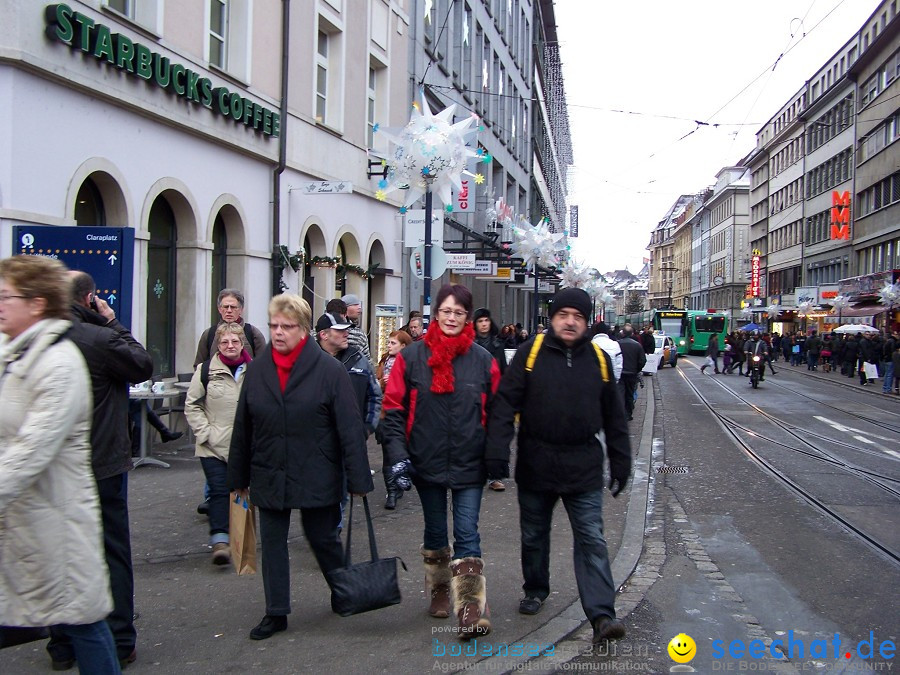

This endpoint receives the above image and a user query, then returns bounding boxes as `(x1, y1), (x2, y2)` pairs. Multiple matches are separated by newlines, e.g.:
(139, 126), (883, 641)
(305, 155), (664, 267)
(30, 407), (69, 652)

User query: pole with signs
(423, 180), (434, 323)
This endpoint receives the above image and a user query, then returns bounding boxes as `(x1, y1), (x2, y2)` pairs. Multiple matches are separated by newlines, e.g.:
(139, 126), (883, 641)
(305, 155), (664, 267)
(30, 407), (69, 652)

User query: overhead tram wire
(418, 0), (456, 87)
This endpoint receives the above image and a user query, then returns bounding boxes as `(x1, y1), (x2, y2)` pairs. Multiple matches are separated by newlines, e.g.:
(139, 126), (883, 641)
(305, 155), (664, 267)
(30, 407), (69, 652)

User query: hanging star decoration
(510, 218), (567, 271)
(377, 92), (481, 208)
(375, 189), (387, 201)
(829, 295), (850, 313)
(877, 282), (899, 307)
(496, 197), (513, 226)
(764, 303), (781, 319)
(474, 173), (485, 184)
(558, 259), (594, 290)
(796, 301), (813, 318)
(741, 305), (754, 319)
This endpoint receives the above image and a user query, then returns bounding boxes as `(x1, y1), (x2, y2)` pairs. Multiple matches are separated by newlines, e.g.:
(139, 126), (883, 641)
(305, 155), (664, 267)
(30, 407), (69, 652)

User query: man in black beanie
(485, 286), (632, 647)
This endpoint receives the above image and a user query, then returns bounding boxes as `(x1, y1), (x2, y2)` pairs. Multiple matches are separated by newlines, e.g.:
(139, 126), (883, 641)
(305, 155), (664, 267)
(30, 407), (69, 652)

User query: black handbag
(327, 495), (407, 617)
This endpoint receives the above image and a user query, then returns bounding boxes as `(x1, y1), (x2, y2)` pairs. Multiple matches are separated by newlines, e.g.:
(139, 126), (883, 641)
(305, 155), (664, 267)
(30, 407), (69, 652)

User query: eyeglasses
(220, 304), (241, 311)
(0, 294), (27, 303)
(438, 308), (467, 319)
(267, 322), (299, 332)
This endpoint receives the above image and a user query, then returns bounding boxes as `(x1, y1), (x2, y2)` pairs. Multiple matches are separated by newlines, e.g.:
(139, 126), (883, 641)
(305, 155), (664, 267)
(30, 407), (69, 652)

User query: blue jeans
(56, 621), (121, 674)
(883, 360), (895, 393)
(416, 484), (483, 558)
(807, 352), (819, 369)
(519, 488), (616, 622)
(200, 457), (229, 545)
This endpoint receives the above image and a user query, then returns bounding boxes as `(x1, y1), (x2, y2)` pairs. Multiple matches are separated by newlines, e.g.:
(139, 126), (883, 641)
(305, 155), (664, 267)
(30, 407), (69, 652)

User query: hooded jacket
(0, 319), (113, 626)
(473, 309), (508, 374)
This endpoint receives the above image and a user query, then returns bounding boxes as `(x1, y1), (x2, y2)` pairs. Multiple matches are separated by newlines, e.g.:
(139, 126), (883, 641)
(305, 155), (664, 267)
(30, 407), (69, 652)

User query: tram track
(764, 371), (900, 434)
(675, 364), (900, 566)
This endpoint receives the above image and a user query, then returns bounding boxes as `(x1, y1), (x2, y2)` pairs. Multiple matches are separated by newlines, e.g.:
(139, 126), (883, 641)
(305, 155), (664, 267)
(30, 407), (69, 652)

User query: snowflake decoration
(877, 282), (899, 306)
(153, 279), (164, 299)
(376, 92), (481, 207)
(474, 173), (485, 184)
(559, 259), (594, 290)
(375, 189), (387, 201)
(510, 218), (567, 271)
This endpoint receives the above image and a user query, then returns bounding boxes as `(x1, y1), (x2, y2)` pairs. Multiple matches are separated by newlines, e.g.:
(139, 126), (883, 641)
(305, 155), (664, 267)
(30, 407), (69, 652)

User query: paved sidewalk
(5, 380), (653, 674)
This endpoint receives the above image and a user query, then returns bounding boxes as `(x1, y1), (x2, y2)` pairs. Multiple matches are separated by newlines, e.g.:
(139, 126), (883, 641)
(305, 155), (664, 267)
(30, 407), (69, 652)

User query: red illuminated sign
(830, 191), (850, 240)
(751, 255), (761, 297)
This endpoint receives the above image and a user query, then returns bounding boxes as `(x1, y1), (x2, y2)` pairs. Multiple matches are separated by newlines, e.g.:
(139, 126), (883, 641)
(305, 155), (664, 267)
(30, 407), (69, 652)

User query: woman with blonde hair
(185, 322), (252, 565)
(0, 255), (120, 672)
(227, 294), (373, 641)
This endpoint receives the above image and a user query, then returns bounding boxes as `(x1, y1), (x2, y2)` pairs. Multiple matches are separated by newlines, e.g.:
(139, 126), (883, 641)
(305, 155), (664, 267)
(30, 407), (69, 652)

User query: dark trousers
(519, 488), (616, 622)
(619, 375), (639, 417)
(257, 505), (343, 616)
(727, 357), (744, 375)
(48, 473), (135, 662)
(199, 457), (229, 543)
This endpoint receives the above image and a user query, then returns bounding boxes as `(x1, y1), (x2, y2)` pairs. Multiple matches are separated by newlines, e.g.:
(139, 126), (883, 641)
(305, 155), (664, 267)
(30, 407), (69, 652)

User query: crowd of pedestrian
(0, 260), (644, 669)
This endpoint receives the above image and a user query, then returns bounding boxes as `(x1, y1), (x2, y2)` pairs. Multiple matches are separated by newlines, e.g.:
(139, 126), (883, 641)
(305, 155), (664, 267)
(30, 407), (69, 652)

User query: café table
(128, 387), (185, 468)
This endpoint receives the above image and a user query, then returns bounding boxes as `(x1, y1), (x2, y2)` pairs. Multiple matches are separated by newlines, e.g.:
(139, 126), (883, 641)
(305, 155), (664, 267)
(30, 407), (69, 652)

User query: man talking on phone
(46, 271), (153, 671)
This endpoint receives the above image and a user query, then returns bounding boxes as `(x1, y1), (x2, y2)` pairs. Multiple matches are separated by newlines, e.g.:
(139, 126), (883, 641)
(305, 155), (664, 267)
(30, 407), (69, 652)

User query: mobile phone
(90, 294), (99, 311)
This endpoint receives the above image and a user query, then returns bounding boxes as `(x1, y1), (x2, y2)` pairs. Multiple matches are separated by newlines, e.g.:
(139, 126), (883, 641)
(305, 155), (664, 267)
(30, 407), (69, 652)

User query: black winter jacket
(335, 346), (382, 435)
(619, 337), (647, 376)
(68, 304), (154, 481)
(227, 342), (373, 509)
(485, 331), (631, 494)
(382, 339), (500, 488)
(475, 320), (508, 374)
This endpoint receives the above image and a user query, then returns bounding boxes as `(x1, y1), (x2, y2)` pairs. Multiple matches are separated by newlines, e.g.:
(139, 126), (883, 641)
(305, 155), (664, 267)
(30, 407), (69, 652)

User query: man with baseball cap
(316, 311), (382, 440)
(485, 287), (632, 647)
(340, 294), (373, 366)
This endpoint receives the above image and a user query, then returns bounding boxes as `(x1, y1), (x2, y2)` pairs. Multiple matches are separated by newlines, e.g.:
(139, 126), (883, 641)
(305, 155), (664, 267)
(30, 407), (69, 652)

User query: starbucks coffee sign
(44, 4), (280, 138)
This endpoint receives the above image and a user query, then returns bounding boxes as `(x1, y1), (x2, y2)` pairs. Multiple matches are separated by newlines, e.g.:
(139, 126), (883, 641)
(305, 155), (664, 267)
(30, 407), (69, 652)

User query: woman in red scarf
(227, 294), (373, 641)
(185, 322), (252, 565)
(382, 285), (502, 639)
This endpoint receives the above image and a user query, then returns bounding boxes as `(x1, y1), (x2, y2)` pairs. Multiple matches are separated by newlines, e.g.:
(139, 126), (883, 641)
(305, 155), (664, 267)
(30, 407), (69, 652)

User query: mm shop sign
(44, 4), (280, 137)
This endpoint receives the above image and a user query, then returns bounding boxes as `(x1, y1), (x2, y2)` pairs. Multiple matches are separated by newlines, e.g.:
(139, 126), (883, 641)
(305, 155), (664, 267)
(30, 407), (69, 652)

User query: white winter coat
(592, 333), (623, 382)
(184, 354), (246, 462)
(0, 319), (112, 626)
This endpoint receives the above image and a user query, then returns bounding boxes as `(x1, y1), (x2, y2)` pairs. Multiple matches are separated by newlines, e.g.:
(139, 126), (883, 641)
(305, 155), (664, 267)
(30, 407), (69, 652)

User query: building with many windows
(0, 0), (410, 375)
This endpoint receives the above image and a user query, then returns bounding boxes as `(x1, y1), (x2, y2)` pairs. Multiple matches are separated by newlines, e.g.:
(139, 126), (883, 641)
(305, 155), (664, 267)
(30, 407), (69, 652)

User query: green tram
(618, 309), (690, 355)
(685, 310), (729, 355)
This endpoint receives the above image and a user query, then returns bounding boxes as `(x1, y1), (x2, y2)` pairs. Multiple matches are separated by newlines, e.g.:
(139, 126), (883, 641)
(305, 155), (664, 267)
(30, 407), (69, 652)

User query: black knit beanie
(550, 287), (592, 320)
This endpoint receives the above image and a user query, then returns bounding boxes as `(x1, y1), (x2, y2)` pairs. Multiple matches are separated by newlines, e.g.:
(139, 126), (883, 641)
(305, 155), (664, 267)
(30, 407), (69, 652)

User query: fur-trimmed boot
(450, 557), (491, 639)
(423, 546), (453, 618)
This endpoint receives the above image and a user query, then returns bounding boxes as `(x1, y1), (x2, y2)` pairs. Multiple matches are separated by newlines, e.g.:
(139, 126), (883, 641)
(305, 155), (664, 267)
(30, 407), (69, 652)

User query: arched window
(211, 214), (227, 323)
(147, 197), (177, 376)
(74, 178), (106, 226)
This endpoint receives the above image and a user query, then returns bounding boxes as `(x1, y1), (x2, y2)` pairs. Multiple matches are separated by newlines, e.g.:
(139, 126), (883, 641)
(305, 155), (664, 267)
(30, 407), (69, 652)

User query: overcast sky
(555, 0), (881, 275)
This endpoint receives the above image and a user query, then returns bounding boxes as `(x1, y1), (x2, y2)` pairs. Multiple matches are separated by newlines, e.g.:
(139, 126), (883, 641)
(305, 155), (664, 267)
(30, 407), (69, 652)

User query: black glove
(485, 459), (509, 480)
(387, 459), (413, 492)
(608, 461), (630, 498)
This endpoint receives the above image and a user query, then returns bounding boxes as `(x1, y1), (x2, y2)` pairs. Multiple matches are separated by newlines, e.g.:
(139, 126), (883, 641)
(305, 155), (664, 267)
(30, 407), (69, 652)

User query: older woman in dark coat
(227, 294), (373, 641)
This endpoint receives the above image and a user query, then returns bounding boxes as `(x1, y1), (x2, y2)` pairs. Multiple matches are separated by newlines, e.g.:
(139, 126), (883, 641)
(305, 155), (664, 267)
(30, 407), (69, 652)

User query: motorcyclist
(744, 331), (770, 382)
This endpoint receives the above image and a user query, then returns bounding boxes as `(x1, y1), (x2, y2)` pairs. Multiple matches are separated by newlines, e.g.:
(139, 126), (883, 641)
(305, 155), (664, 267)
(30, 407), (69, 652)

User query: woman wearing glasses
(0, 256), (120, 672)
(227, 294), (373, 641)
(382, 284), (501, 639)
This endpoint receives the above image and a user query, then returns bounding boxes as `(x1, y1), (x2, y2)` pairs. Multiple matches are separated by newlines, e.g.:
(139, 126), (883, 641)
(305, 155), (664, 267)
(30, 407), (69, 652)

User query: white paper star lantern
(559, 259), (594, 290)
(878, 282), (899, 306)
(510, 218), (566, 271)
(829, 295), (850, 312)
(765, 303), (781, 319)
(741, 305), (754, 319)
(378, 93), (481, 208)
(797, 301), (813, 317)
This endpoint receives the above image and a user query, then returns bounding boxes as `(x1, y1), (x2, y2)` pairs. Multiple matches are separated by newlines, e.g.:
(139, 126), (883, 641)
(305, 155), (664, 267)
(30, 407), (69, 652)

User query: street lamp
(659, 264), (678, 309)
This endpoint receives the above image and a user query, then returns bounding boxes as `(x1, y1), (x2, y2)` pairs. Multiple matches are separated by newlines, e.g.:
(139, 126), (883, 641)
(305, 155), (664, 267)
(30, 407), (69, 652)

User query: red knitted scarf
(271, 336), (307, 392)
(425, 321), (474, 393)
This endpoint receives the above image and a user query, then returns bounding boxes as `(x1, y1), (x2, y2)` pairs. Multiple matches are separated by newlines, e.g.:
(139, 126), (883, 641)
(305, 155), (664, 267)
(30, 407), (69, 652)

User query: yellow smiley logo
(667, 633), (696, 663)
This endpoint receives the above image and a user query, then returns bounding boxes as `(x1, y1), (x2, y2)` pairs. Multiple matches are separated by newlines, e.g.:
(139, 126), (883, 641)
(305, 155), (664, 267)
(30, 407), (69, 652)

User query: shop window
(104, 0), (161, 34)
(147, 198), (177, 377)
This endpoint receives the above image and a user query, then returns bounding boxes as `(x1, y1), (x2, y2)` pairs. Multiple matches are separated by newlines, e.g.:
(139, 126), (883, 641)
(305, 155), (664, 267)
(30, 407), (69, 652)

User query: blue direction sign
(12, 226), (135, 328)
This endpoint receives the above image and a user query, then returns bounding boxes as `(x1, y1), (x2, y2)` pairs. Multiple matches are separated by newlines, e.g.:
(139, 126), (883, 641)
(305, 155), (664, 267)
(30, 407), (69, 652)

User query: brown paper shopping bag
(229, 492), (257, 575)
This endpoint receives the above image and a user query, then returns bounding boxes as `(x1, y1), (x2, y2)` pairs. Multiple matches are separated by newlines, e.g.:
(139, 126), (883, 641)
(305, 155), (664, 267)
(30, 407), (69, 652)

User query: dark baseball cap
(315, 312), (351, 333)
